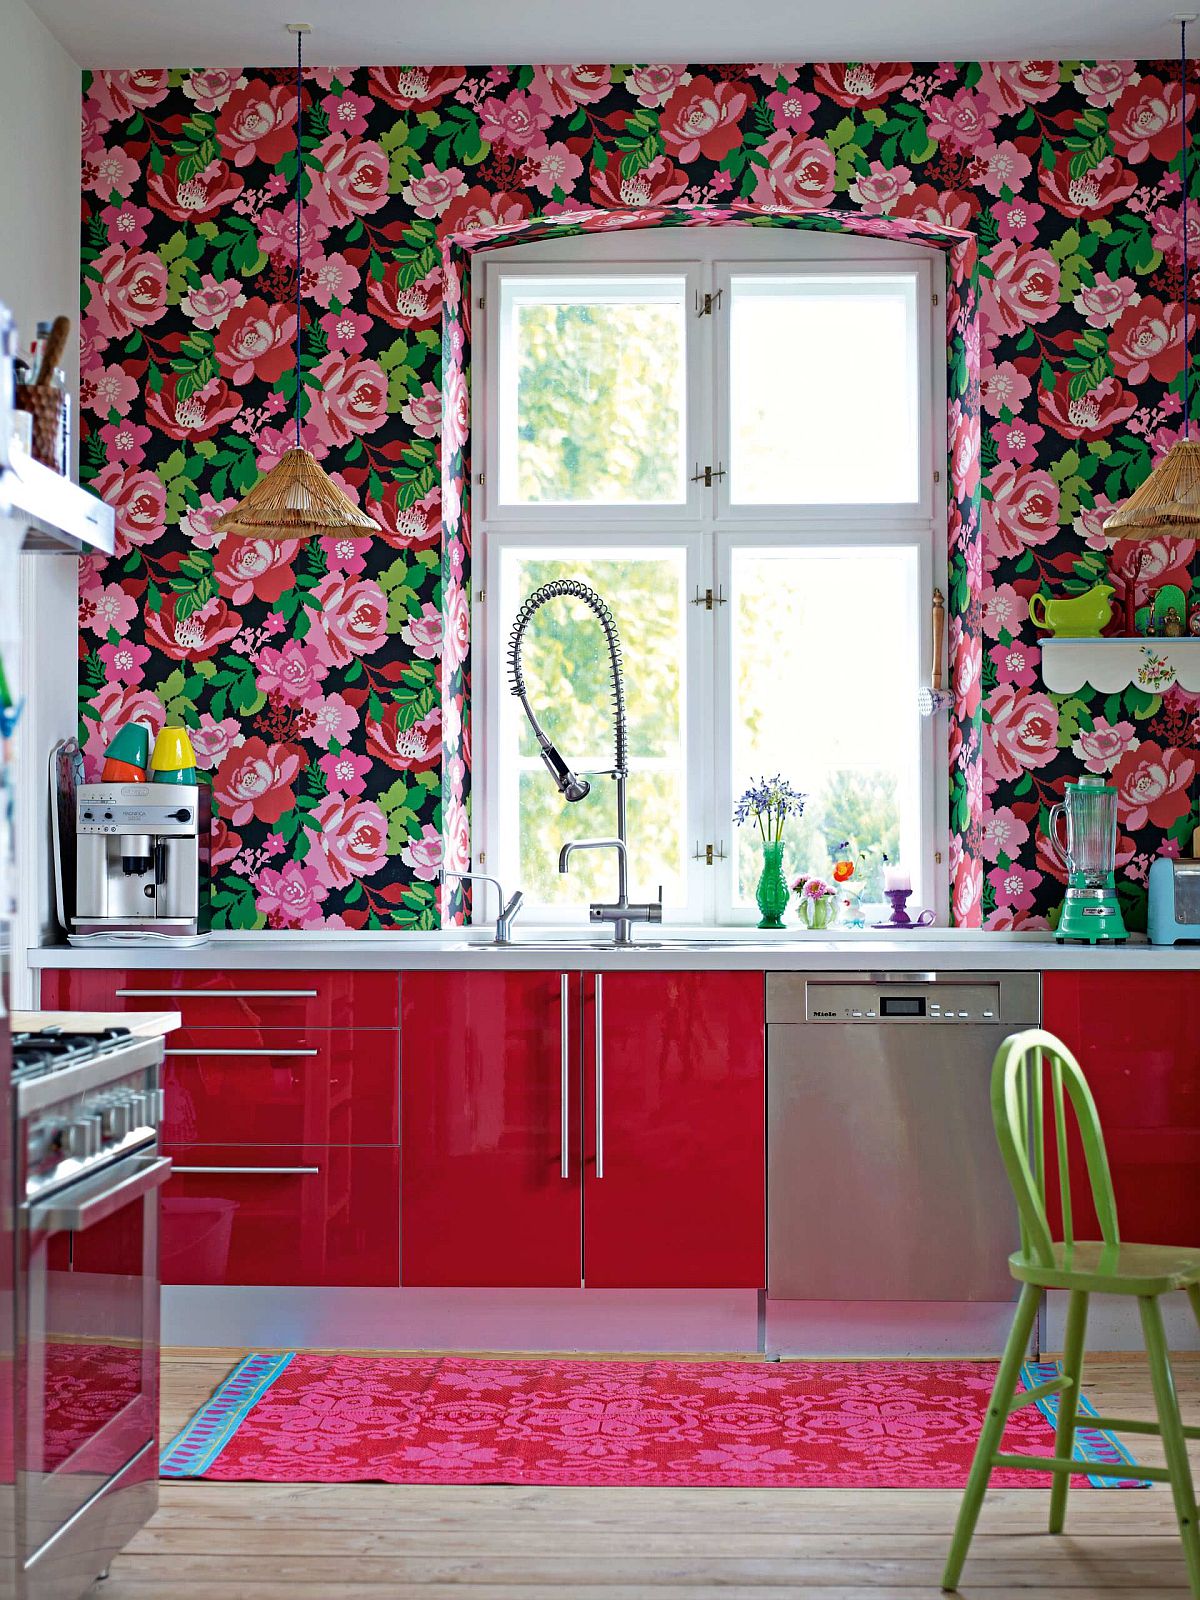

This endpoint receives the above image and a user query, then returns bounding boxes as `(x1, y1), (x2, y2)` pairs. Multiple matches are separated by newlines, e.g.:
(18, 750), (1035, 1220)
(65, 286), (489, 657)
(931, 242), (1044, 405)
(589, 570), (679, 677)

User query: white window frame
(473, 229), (949, 928)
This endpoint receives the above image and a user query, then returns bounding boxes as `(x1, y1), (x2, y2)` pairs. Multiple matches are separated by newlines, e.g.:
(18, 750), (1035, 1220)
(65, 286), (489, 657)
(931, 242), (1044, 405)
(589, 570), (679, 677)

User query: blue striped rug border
(160, 1352), (295, 1478)
(1020, 1358), (1149, 1487)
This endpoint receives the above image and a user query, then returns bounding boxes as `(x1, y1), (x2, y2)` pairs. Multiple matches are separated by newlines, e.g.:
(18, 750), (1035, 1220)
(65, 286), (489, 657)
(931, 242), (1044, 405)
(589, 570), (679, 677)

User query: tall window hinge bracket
(932, 290), (940, 306)
(693, 841), (728, 865)
(690, 463), (726, 488)
(691, 585), (727, 610)
(933, 469), (941, 485)
(476, 471), (485, 485)
(695, 288), (723, 317)
(478, 294), (486, 309)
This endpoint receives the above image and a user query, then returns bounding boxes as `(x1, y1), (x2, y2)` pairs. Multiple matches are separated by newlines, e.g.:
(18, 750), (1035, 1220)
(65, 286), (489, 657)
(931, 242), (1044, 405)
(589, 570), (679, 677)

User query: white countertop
(12, 1009), (181, 1037)
(25, 930), (1200, 971)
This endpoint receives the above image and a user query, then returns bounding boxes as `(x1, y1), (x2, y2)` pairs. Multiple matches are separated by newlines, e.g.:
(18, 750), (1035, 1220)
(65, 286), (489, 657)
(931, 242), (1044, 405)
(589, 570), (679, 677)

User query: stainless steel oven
(14, 1029), (167, 1600)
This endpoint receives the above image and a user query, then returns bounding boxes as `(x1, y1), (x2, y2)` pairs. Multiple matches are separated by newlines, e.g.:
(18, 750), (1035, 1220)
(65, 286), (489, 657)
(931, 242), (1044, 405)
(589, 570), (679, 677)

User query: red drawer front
(41, 968), (397, 1030)
(160, 1143), (398, 1287)
(162, 1026), (398, 1148)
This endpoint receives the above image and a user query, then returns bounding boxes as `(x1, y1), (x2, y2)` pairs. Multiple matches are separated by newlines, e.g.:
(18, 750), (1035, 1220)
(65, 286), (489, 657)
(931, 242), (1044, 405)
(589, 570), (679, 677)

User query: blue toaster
(1147, 856), (1200, 944)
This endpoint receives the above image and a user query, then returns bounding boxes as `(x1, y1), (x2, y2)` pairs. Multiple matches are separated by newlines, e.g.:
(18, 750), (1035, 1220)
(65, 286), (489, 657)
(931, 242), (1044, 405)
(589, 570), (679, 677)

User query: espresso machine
(1048, 774), (1127, 944)
(70, 779), (211, 943)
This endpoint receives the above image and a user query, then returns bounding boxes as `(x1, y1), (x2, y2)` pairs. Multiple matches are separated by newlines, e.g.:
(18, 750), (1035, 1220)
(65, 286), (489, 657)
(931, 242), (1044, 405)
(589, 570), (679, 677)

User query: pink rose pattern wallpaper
(78, 60), (1194, 930)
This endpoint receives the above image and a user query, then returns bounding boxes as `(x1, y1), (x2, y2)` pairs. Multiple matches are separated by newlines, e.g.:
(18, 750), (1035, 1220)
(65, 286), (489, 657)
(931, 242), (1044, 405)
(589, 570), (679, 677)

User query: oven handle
(32, 1155), (172, 1234)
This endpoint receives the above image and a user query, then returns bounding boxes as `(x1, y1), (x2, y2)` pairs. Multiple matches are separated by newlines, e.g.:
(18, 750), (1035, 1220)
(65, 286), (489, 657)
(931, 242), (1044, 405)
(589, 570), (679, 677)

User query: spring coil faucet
(507, 579), (661, 945)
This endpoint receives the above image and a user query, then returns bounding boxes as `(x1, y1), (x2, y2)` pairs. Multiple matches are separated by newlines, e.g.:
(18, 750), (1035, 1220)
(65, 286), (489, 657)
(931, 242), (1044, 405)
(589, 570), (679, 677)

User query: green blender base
(1056, 889), (1127, 944)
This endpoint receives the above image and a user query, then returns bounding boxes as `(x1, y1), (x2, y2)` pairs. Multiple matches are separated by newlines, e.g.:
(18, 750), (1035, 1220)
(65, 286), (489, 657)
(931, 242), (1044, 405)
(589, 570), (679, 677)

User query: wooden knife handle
(931, 588), (945, 692)
(36, 315), (71, 387)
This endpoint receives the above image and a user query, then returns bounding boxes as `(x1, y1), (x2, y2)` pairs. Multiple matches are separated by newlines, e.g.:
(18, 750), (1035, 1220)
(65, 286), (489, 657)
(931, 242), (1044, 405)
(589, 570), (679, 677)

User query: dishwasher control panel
(804, 982), (1002, 1022)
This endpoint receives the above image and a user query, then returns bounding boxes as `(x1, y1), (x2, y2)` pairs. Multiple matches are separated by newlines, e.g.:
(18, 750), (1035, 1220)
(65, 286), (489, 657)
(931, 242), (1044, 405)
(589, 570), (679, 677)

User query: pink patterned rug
(161, 1353), (1144, 1488)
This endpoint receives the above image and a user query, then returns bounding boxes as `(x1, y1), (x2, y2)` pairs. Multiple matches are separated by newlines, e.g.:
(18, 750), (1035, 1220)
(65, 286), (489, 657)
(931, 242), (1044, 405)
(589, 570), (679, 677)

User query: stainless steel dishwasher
(766, 970), (1041, 1356)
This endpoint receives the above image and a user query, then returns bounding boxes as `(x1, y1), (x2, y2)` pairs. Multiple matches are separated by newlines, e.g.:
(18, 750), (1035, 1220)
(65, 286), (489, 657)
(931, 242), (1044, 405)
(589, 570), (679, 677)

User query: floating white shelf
(1041, 636), (1200, 695)
(0, 442), (113, 557)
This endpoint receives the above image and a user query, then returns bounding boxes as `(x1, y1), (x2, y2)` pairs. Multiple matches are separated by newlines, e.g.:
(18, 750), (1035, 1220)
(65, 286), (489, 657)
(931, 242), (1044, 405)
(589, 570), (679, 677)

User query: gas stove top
(11, 1025), (134, 1082)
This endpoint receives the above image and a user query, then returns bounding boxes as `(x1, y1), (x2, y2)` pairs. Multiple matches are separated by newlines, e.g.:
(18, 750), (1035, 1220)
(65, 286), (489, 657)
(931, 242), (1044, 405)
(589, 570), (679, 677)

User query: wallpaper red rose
(79, 60), (1196, 931)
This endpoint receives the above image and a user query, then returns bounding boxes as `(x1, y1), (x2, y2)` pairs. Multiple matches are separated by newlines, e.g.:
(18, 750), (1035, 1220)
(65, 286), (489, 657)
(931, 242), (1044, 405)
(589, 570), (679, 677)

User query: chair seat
(1010, 1240), (1200, 1296)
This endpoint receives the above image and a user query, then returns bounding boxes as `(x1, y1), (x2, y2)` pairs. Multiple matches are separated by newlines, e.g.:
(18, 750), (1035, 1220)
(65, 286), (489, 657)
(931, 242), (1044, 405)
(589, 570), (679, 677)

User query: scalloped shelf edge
(1041, 637), (1200, 694)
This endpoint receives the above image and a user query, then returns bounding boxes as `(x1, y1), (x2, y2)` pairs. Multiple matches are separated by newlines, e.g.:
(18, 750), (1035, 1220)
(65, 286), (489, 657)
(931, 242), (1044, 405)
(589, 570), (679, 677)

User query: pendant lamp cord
(294, 26), (303, 452)
(1184, 16), (1191, 437)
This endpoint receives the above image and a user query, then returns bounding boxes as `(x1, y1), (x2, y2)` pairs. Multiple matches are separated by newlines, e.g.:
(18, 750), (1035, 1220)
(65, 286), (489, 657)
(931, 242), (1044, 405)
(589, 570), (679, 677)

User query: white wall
(0, 0), (81, 1003)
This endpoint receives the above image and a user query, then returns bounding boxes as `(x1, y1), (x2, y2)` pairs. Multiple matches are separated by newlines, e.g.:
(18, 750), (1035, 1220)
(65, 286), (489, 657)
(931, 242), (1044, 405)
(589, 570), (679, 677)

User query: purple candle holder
(884, 888), (914, 927)
(875, 889), (935, 930)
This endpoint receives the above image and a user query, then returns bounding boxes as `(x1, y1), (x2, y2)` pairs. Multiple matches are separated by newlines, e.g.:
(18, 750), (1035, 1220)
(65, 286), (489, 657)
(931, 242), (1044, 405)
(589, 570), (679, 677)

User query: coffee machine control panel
(77, 783), (201, 836)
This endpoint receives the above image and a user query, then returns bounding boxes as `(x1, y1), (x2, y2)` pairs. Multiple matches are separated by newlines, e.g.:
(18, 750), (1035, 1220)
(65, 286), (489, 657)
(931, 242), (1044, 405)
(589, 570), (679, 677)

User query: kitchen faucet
(440, 869), (524, 944)
(508, 579), (662, 946)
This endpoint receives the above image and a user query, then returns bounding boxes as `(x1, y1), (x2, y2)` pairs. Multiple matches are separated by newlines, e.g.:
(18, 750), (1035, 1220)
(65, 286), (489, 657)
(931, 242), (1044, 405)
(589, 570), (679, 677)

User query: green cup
(104, 721), (151, 770)
(151, 766), (197, 786)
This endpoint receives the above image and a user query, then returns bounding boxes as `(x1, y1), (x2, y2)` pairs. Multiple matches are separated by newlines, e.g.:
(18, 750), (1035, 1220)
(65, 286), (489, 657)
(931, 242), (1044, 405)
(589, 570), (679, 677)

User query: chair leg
(1139, 1294), (1200, 1600)
(942, 1282), (1040, 1593)
(1048, 1289), (1089, 1534)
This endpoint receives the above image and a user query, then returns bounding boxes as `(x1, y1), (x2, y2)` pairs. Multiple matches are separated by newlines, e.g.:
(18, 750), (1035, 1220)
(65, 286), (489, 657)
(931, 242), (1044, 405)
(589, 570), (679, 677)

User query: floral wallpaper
(79, 59), (1194, 931)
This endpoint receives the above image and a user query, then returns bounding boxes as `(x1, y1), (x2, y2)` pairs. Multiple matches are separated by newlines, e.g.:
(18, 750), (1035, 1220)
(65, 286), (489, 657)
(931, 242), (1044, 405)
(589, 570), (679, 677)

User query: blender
(1048, 774), (1127, 944)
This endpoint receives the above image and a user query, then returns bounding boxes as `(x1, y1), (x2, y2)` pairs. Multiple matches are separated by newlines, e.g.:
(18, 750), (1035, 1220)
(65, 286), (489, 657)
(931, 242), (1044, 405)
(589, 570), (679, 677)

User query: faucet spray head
(539, 737), (591, 802)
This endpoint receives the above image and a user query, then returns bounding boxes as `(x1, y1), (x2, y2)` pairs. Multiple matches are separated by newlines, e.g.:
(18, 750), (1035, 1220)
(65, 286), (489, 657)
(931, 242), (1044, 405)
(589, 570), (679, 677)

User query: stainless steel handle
(34, 1155), (172, 1233)
(172, 1165), (319, 1175)
(116, 988), (318, 999)
(560, 974), (569, 1180)
(164, 1048), (319, 1058)
(595, 974), (604, 1180)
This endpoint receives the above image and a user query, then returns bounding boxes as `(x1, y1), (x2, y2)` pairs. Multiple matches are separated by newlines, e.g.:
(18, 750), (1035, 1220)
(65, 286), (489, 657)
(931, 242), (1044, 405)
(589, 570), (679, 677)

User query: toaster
(1147, 856), (1200, 944)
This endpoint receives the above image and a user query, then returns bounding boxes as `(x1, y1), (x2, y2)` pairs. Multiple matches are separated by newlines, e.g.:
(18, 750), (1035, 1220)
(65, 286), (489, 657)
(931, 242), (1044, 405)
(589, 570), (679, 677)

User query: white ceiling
(22, 0), (1199, 69)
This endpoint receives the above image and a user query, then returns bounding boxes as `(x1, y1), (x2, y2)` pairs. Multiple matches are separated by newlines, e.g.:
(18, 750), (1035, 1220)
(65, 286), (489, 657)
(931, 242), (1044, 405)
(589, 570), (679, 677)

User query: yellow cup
(150, 725), (196, 774)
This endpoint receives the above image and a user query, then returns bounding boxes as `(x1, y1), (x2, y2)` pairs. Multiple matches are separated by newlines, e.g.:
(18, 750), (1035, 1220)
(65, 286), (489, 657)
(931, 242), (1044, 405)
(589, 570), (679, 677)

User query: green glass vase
(755, 839), (790, 929)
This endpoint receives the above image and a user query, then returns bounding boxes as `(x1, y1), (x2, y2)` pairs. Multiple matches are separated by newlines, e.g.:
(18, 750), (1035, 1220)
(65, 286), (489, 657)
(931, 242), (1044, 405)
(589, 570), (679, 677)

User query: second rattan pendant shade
(213, 447), (378, 542)
(1101, 440), (1200, 538)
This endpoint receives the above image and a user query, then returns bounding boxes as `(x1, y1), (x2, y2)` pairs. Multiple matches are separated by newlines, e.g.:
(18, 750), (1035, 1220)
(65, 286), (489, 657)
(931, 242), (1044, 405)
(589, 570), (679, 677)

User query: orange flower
(833, 860), (855, 882)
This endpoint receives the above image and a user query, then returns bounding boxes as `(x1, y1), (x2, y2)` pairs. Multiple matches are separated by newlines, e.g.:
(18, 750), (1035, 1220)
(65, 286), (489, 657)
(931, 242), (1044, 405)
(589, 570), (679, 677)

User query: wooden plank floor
(90, 1347), (1200, 1597)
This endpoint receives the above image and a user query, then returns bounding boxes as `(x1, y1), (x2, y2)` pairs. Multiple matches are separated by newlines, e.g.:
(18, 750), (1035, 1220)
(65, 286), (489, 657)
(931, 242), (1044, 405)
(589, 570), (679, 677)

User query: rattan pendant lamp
(214, 22), (378, 543)
(1102, 15), (1199, 628)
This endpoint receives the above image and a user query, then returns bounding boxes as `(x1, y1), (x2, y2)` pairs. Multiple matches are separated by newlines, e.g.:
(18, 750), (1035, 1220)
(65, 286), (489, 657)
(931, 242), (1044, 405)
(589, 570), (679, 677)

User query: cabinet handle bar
(172, 1165), (320, 1175)
(164, 1048), (320, 1058)
(595, 974), (604, 1180)
(116, 988), (319, 999)
(560, 974), (570, 1180)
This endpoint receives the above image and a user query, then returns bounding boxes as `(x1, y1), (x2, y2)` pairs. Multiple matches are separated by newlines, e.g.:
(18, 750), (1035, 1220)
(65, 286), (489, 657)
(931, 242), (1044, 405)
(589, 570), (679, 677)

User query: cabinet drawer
(160, 1143), (398, 1287)
(42, 968), (398, 1030)
(162, 1026), (398, 1147)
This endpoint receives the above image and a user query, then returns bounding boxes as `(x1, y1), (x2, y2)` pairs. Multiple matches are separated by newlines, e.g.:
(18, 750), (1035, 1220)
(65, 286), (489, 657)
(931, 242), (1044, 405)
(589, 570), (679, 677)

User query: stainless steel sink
(474, 938), (738, 952)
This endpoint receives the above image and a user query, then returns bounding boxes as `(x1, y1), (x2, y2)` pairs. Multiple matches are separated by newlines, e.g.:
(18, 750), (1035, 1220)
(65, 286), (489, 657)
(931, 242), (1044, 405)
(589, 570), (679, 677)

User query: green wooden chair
(943, 1027), (1200, 1595)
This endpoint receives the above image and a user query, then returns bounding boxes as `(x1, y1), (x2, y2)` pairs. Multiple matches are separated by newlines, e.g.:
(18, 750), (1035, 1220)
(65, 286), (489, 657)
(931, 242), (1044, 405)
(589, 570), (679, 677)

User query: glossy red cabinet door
(40, 968), (398, 1030)
(1043, 971), (1200, 1247)
(401, 971), (582, 1287)
(582, 971), (765, 1288)
(161, 1143), (398, 1286)
(162, 1025), (398, 1146)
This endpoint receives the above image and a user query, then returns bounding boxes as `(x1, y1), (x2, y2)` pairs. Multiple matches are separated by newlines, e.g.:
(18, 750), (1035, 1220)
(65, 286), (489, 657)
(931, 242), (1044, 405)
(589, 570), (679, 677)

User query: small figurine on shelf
(1164, 605), (1185, 637)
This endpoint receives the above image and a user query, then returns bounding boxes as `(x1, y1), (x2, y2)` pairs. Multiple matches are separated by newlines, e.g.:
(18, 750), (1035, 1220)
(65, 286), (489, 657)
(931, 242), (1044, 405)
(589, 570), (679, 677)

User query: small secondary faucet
(508, 579), (663, 946)
(441, 869), (524, 945)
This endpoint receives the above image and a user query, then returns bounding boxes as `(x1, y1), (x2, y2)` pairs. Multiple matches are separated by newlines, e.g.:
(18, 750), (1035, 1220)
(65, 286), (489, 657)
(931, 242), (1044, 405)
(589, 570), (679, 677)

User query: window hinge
(691, 585), (727, 610)
(693, 841), (728, 866)
(477, 849), (487, 865)
(478, 294), (485, 309)
(695, 288), (723, 317)
(477, 471), (485, 485)
(690, 463), (726, 488)
(932, 290), (940, 306)
(933, 469), (941, 485)
(476, 588), (486, 604)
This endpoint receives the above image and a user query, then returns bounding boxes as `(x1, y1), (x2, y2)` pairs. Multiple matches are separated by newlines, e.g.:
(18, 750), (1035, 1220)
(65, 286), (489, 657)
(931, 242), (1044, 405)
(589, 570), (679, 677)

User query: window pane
(731, 547), (922, 907)
(499, 277), (687, 505)
(729, 274), (919, 505)
(498, 548), (687, 910)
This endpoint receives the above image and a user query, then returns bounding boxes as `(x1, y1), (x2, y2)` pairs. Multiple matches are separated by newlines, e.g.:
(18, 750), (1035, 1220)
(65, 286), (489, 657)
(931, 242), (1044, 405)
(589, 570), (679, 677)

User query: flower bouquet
(734, 774), (806, 929)
(791, 874), (838, 931)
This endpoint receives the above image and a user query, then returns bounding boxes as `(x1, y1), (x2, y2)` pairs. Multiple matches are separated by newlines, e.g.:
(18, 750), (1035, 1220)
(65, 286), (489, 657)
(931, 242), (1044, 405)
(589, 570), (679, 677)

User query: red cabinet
(401, 971), (582, 1286)
(401, 970), (765, 1289)
(40, 968), (398, 1030)
(160, 1144), (399, 1287)
(162, 1025), (398, 1147)
(1043, 971), (1200, 1247)
(582, 971), (765, 1288)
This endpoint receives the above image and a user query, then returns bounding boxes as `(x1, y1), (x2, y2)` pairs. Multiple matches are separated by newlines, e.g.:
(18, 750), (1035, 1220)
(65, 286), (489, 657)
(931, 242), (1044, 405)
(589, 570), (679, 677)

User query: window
(478, 231), (946, 925)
